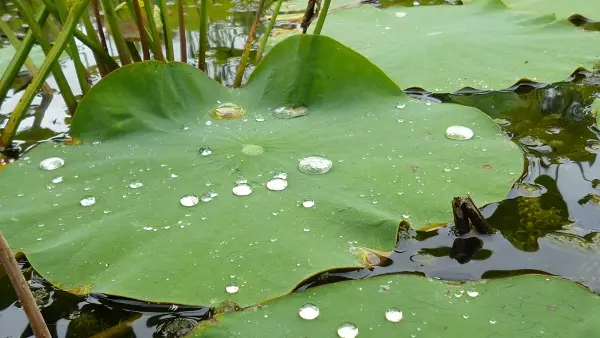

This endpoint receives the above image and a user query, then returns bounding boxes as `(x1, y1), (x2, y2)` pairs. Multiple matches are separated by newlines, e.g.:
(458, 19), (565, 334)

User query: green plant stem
(38, 0), (119, 71)
(177, 0), (187, 63)
(81, 6), (110, 77)
(0, 19), (53, 95)
(92, 0), (109, 52)
(132, 0), (151, 60)
(143, 1), (165, 61)
(52, 0), (91, 94)
(255, 0), (283, 63)
(0, 232), (51, 338)
(101, 0), (133, 65)
(8, 2), (77, 113)
(197, 0), (208, 70)
(2, 0), (91, 147)
(126, 41), (142, 62)
(0, 8), (51, 103)
(157, 0), (174, 61)
(233, 0), (266, 88)
(312, 0), (332, 35)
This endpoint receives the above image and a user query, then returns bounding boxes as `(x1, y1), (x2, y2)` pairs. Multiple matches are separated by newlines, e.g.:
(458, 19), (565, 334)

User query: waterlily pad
(314, 0), (600, 91)
(502, 0), (600, 19)
(0, 35), (522, 306)
(194, 274), (600, 336)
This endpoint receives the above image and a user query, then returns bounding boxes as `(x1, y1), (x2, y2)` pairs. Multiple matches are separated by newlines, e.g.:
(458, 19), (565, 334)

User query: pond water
(1, 0), (600, 336)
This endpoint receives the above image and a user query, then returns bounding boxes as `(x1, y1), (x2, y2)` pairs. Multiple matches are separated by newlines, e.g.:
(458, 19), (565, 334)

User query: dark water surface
(1, 0), (600, 336)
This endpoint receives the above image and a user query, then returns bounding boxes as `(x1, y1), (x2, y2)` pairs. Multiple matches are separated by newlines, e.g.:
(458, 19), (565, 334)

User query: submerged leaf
(0, 35), (522, 306)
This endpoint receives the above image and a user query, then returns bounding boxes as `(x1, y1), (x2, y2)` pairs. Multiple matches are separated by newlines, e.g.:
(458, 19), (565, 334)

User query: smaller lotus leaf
(195, 274), (600, 337)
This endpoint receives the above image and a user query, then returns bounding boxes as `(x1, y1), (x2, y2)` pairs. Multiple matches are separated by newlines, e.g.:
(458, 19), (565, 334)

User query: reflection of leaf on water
(488, 175), (570, 252)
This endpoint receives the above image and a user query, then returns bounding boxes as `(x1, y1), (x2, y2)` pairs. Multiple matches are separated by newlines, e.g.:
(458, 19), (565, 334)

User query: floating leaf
(502, 0), (600, 19)
(314, 0), (600, 91)
(0, 35), (522, 306)
(195, 274), (600, 336)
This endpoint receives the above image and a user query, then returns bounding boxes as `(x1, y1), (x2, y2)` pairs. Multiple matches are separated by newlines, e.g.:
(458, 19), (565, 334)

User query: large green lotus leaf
(316, 0), (600, 92)
(194, 274), (600, 337)
(0, 35), (522, 306)
(502, 0), (600, 19)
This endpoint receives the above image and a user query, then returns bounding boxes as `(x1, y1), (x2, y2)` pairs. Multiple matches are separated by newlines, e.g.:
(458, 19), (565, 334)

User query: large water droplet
(489, 319), (497, 324)
(255, 115), (265, 122)
(298, 156), (332, 174)
(273, 171), (287, 180)
(180, 195), (199, 207)
(128, 180), (144, 189)
(225, 282), (239, 294)
(445, 126), (474, 140)
(232, 183), (252, 196)
(302, 200), (315, 208)
(40, 157), (65, 170)
(385, 308), (403, 322)
(466, 290), (479, 297)
(200, 193), (212, 202)
(273, 106), (308, 119)
(199, 147), (212, 156)
(395, 11), (407, 18)
(80, 196), (96, 207)
(210, 103), (246, 120)
(337, 322), (359, 338)
(51, 176), (63, 184)
(298, 303), (320, 320)
(266, 178), (288, 191)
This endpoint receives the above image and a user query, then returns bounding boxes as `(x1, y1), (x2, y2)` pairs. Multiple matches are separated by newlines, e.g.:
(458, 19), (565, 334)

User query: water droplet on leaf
(385, 308), (403, 322)
(395, 11), (407, 18)
(210, 103), (246, 120)
(233, 184), (252, 196)
(298, 303), (320, 320)
(445, 126), (474, 140)
(298, 156), (332, 174)
(80, 196), (96, 207)
(467, 290), (479, 297)
(51, 176), (63, 184)
(337, 322), (359, 338)
(225, 282), (239, 294)
(273, 106), (308, 119)
(40, 157), (64, 170)
(266, 178), (288, 191)
(302, 200), (315, 208)
(128, 180), (144, 189)
(180, 195), (199, 207)
(199, 147), (212, 156)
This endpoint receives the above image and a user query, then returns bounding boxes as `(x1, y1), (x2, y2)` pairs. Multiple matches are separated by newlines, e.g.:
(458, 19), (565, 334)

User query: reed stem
(177, 0), (187, 62)
(132, 0), (151, 60)
(1, 0), (92, 147)
(0, 19), (53, 95)
(233, 0), (266, 87)
(92, 0), (108, 52)
(101, 0), (133, 65)
(0, 233), (51, 338)
(143, 0), (165, 60)
(157, 0), (174, 61)
(53, 0), (91, 94)
(312, 0), (332, 35)
(197, 0), (208, 70)
(255, 0), (283, 63)
(8, 2), (77, 113)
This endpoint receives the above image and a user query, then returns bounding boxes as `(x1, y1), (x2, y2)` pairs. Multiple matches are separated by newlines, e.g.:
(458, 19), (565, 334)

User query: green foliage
(307, 0), (600, 91)
(194, 274), (600, 336)
(0, 35), (522, 306)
